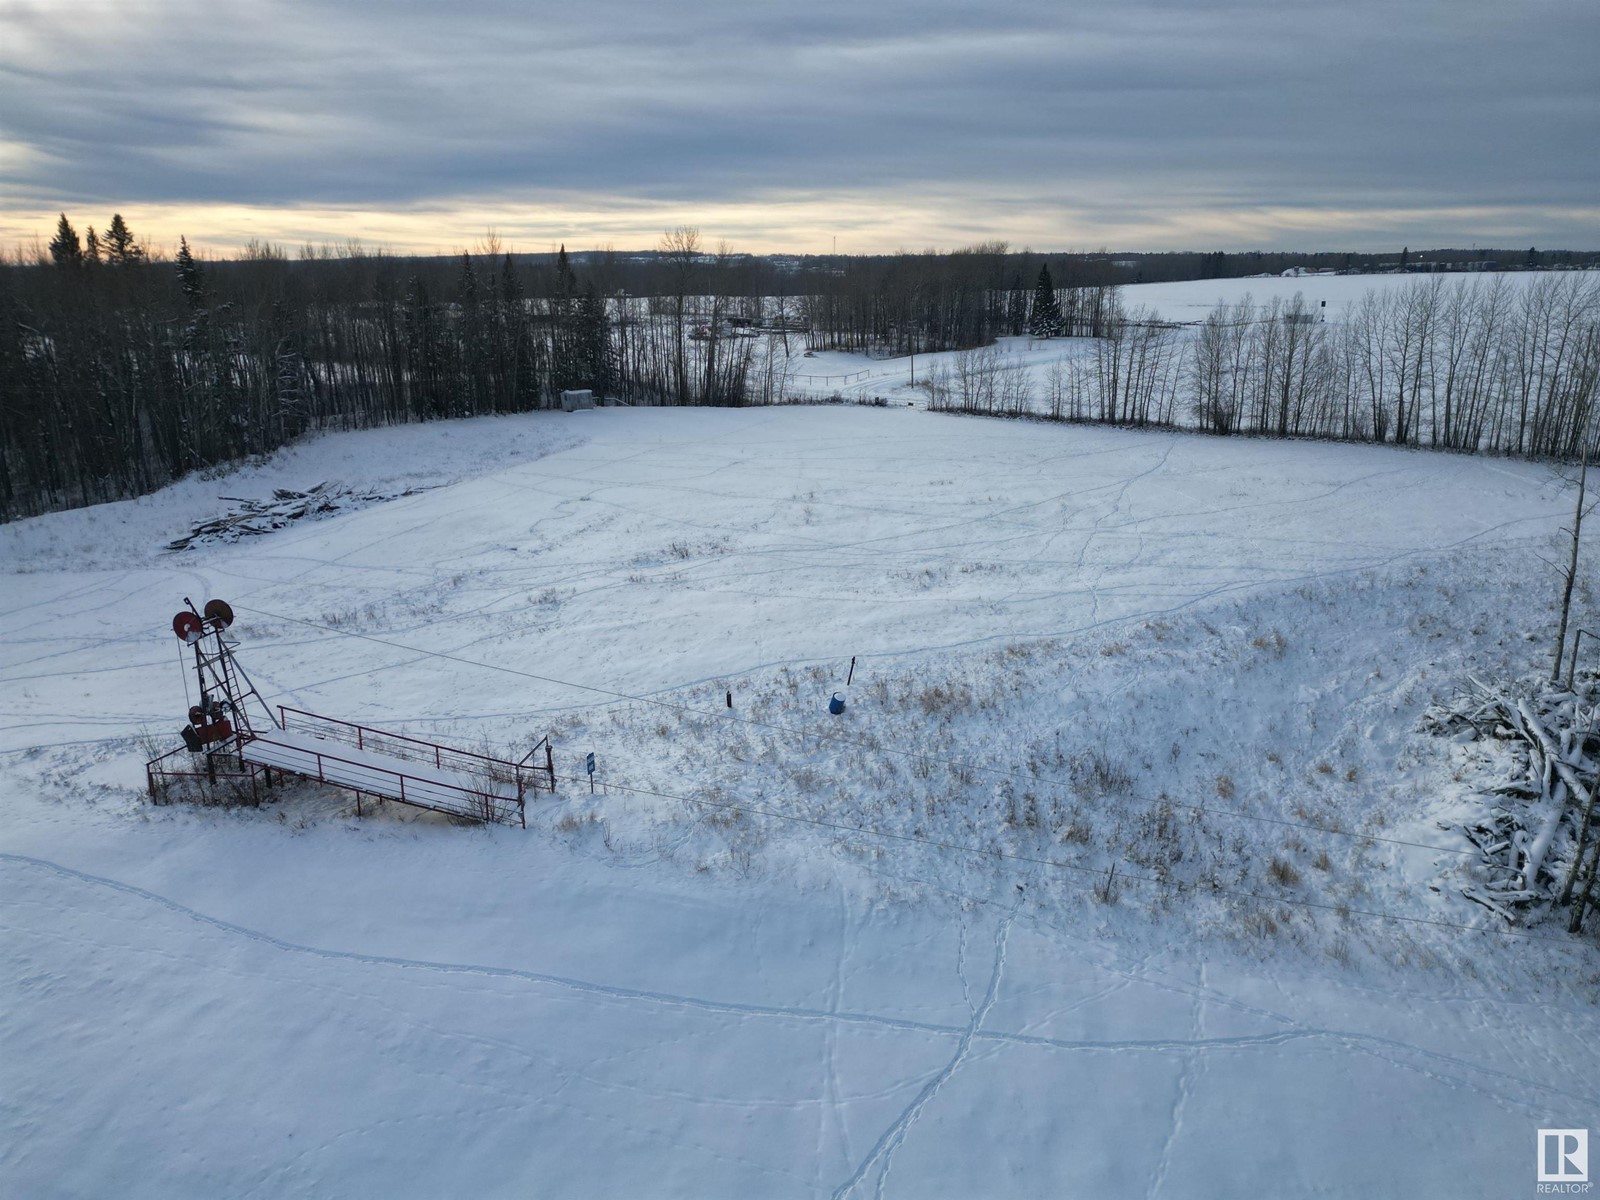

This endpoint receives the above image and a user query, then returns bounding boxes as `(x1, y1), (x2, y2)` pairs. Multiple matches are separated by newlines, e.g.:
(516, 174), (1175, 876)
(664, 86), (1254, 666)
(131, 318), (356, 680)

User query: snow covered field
(781, 269), (1573, 403)
(1118, 269), (1506, 323)
(3, 405), (1597, 1197)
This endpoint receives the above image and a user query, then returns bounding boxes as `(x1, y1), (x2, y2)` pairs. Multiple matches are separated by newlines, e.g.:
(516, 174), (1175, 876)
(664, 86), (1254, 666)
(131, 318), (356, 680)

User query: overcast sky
(2, 0), (1597, 256)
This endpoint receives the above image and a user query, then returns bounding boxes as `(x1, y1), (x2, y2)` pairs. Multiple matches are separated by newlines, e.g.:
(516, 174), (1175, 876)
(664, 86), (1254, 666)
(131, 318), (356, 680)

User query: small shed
(561, 389), (595, 412)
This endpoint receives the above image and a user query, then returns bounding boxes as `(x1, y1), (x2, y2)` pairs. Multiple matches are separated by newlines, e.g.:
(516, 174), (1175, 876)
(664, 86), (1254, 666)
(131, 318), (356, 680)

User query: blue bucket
(828, 692), (846, 715)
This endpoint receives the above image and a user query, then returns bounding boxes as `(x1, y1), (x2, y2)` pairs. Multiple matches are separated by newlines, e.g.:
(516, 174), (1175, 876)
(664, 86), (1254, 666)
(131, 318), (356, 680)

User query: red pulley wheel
(204, 598), (234, 628)
(172, 611), (204, 643)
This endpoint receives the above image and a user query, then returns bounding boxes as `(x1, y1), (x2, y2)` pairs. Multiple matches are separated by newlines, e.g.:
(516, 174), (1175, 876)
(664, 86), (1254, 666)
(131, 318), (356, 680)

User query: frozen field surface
(776, 270), (1576, 406)
(2, 406), (1596, 1197)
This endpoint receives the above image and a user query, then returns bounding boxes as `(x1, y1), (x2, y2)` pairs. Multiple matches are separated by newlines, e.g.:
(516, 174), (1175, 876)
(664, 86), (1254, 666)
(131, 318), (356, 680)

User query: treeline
(4, 215), (1598, 522)
(0, 220), (772, 519)
(802, 247), (1121, 353)
(1112, 245), (1597, 283)
(786, 245), (1598, 293)
(926, 274), (1600, 458)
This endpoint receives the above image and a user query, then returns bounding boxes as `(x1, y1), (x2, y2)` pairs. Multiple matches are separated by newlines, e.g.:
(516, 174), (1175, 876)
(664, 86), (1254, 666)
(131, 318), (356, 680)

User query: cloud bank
(2, 0), (1596, 253)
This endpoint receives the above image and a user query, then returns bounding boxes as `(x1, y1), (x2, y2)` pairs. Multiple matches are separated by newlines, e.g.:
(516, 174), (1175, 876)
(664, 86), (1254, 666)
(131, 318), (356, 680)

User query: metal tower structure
(170, 597), (278, 757)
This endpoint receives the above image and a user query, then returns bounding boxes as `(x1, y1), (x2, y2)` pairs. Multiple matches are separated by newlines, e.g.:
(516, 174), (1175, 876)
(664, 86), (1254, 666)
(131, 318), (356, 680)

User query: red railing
(266, 707), (554, 826)
(145, 709), (555, 828)
(247, 731), (522, 825)
(146, 743), (267, 807)
(277, 707), (554, 800)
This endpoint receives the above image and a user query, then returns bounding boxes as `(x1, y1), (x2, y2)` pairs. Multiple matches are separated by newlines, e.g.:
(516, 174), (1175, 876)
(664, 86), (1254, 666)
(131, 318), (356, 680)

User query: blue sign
(585, 752), (595, 776)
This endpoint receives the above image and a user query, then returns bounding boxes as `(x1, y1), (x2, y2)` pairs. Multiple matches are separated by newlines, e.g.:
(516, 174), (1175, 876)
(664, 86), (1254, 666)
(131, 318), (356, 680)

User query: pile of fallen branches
(167, 482), (431, 550)
(1424, 676), (1599, 930)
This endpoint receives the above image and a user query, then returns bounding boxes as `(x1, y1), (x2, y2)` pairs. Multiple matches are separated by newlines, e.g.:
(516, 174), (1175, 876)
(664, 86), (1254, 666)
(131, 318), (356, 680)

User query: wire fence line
(789, 370), (873, 385)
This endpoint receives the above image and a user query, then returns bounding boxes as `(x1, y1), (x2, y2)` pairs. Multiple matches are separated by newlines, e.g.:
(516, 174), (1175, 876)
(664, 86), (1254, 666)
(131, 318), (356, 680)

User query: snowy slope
(2, 406), (1596, 1198)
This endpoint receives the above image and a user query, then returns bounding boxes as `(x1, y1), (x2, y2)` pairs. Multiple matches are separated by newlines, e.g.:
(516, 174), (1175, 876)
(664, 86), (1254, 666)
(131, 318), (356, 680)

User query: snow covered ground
(3, 406), (1596, 1197)
(1116, 269), (1504, 323)
(778, 269), (1566, 403)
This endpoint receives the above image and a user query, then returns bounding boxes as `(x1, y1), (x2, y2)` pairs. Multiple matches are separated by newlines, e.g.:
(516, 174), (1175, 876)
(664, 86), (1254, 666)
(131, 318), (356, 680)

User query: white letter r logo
(1539, 1129), (1589, 1182)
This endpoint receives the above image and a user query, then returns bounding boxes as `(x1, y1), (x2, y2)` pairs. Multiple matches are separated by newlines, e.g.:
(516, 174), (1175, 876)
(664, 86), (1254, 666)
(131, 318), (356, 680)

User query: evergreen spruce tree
(103, 213), (143, 265)
(498, 252), (522, 310)
(552, 244), (578, 307)
(1027, 263), (1064, 338)
(175, 237), (206, 309)
(456, 252), (487, 412)
(497, 253), (542, 410)
(48, 214), (82, 268)
(84, 227), (101, 265)
(549, 245), (582, 391)
(576, 288), (616, 398)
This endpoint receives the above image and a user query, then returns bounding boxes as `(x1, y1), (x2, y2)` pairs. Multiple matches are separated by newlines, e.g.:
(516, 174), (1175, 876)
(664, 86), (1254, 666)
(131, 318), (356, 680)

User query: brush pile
(167, 482), (431, 550)
(1423, 674), (1599, 930)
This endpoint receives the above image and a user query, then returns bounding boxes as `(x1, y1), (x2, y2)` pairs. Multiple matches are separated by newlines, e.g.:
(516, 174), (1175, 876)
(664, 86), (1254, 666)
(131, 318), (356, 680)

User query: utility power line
(557, 771), (1574, 944)
(235, 601), (1480, 862)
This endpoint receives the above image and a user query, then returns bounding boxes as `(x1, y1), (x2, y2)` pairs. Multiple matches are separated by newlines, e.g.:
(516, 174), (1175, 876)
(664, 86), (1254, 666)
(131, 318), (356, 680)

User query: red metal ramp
(239, 707), (553, 827)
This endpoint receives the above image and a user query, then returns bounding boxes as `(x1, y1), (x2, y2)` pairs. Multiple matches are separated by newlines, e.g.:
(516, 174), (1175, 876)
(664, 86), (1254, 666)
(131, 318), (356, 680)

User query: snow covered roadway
(2, 406), (1596, 1198)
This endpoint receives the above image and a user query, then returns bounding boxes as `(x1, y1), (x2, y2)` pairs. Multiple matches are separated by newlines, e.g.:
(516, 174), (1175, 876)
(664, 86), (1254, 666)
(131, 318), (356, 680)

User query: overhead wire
(555, 770), (1575, 943)
(0, 605), (1567, 943)
(234, 600), (1480, 860)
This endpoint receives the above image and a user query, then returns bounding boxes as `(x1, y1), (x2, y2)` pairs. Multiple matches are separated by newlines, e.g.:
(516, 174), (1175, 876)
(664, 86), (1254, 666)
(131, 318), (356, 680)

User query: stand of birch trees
(1185, 274), (1599, 456)
(925, 273), (1597, 459)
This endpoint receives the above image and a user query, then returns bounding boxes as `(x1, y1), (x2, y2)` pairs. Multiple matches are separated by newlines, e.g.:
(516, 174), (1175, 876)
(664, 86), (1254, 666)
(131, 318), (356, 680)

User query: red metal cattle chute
(145, 598), (554, 826)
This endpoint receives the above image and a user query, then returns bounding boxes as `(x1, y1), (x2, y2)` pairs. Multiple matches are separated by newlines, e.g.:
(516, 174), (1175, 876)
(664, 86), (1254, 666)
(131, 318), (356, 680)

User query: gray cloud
(2, 0), (1596, 248)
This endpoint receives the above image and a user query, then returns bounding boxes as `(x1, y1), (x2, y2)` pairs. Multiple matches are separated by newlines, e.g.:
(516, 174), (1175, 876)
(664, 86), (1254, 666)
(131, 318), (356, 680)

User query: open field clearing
(3, 405), (1596, 1197)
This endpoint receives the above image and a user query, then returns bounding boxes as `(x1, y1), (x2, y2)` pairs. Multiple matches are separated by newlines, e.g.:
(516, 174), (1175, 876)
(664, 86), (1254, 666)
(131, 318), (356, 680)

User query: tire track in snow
(6, 852), (1596, 1120)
